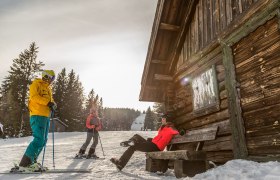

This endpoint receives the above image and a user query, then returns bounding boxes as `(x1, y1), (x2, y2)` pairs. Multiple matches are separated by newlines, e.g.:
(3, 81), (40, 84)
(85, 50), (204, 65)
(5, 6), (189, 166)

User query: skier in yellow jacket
(16, 70), (56, 172)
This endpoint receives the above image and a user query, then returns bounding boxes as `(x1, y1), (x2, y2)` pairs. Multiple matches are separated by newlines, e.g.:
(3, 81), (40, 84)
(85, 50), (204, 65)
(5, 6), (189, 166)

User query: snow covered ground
(131, 114), (145, 131)
(0, 131), (280, 180)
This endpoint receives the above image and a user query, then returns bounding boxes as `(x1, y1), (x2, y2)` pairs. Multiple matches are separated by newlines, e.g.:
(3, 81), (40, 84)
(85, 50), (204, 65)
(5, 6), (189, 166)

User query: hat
(42, 70), (55, 82)
(161, 113), (173, 123)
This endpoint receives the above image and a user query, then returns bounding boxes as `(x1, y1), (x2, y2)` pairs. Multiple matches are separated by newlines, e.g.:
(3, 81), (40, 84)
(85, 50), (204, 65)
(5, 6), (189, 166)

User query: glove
(47, 101), (57, 111)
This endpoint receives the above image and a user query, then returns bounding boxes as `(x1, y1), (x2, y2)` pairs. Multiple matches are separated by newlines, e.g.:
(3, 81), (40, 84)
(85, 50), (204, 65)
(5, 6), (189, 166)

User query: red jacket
(152, 124), (179, 151)
(86, 113), (102, 131)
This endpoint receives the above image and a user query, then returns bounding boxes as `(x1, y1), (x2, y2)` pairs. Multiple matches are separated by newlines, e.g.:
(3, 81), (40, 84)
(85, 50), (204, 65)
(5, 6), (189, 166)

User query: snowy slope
(131, 113), (145, 131)
(0, 131), (279, 180)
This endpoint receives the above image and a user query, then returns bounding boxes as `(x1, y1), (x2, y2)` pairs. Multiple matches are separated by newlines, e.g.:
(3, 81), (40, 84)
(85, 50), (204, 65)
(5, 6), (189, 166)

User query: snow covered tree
(0, 42), (44, 136)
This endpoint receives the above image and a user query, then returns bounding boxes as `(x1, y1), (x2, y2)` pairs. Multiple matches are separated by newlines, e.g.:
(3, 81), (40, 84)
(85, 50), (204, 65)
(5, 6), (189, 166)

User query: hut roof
(140, 0), (196, 102)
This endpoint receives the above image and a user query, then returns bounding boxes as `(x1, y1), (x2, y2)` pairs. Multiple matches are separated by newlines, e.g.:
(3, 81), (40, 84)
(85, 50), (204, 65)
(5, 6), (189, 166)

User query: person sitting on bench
(110, 114), (179, 171)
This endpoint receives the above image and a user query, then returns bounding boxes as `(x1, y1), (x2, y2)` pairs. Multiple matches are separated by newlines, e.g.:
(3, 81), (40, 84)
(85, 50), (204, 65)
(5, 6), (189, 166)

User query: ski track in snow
(1, 131), (280, 180)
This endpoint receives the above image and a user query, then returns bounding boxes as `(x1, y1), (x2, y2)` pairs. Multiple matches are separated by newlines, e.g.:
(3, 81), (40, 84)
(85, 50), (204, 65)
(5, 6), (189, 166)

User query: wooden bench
(145, 126), (218, 178)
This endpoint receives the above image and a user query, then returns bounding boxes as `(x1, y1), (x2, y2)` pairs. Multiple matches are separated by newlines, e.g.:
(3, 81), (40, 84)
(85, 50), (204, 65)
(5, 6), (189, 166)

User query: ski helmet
(42, 70), (55, 82)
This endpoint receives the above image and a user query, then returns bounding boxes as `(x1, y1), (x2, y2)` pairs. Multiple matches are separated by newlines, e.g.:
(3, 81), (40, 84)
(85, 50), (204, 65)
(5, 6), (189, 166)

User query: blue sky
(0, 0), (157, 111)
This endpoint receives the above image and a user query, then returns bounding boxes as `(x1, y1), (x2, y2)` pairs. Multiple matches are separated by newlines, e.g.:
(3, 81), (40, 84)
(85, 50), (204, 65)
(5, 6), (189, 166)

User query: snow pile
(131, 113), (145, 131)
(189, 159), (280, 180)
(0, 131), (280, 180)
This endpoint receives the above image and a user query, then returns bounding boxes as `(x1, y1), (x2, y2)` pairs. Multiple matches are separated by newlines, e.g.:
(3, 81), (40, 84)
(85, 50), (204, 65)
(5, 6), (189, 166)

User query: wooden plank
(206, 0), (211, 43)
(204, 136), (233, 151)
(146, 150), (206, 160)
(151, 59), (168, 65)
(170, 126), (218, 144)
(214, 0), (220, 36)
(223, 0), (279, 45)
(175, 45), (222, 82)
(226, 0), (233, 26)
(220, 0), (227, 31)
(199, 0), (204, 48)
(168, 0), (198, 73)
(194, 5), (199, 53)
(159, 23), (180, 31)
(222, 45), (248, 159)
(206, 150), (234, 163)
(154, 74), (173, 81)
(203, 0), (208, 45)
(176, 108), (229, 128)
(247, 155), (280, 162)
(209, 0), (213, 39)
(241, 93), (280, 112)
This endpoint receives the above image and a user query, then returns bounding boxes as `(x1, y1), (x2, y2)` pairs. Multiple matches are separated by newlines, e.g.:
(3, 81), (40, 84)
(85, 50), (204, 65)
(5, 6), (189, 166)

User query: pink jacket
(152, 124), (179, 151)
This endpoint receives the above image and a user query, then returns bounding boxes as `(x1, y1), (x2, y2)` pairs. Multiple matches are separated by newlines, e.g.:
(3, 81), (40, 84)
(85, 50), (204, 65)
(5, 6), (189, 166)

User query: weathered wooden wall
(177, 0), (259, 68)
(173, 55), (233, 164)
(233, 17), (280, 157)
(168, 0), (280, 164)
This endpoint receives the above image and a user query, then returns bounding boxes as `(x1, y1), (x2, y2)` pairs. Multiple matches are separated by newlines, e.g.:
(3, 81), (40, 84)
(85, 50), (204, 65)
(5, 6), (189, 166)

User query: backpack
(90, 116), (99, 126)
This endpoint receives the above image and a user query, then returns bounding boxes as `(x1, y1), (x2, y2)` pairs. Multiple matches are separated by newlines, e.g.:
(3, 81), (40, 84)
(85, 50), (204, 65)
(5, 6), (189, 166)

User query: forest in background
(0, 42), (151, 138)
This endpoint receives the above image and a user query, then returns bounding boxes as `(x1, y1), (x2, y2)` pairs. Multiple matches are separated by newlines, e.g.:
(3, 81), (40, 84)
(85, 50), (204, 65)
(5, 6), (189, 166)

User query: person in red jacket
(76, 105), (102, 158)
(110, 114), (178, 171)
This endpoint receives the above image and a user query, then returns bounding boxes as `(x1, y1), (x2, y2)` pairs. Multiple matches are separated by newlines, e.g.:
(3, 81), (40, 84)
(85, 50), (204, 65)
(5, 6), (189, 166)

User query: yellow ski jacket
(28, 79), (54, 117)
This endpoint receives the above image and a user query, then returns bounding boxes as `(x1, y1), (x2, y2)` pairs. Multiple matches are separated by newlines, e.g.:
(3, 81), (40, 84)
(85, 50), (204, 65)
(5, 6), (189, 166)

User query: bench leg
(174, 160), (207, 178)
(146, 158), (169, 173)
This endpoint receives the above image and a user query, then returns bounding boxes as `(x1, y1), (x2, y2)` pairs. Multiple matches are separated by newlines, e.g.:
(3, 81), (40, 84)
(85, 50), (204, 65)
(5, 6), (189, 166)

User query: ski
(72, 157), (105, 160)
(0, 168), (92, 174)
(73, 154), (105, 160)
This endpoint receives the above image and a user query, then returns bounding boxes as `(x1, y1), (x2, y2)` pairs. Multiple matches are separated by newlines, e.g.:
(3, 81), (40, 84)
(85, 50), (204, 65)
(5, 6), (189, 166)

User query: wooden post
(174, 160), (208, 178)
(222, 45), (248, 159)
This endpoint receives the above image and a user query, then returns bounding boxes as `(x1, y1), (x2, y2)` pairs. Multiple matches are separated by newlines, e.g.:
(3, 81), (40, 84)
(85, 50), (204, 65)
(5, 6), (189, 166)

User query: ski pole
(42, 111), (53, 169)
(41, 125), (47, 169)
(51, 110), (55, 169)
(98, 132), (105, 157)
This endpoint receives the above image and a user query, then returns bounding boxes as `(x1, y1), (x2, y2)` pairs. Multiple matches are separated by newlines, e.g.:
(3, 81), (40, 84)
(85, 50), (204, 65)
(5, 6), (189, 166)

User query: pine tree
(153, 102), (165, 129)
(85, 89), (95, 114)
(0, 42), (44, 136)
(62, 70), (84, 131)
(53, 68), (67, 124)
(144, 107), (156, 130)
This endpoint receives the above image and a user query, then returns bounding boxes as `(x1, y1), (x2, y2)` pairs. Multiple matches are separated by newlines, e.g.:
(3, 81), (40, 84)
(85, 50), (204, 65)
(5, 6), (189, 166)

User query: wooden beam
(159, 23), (180, 31)
(151, 59), (168, 65)
(222, 45), (248, 159)
(247, 156), (280, 162)
(141, 0), (165, 90)
(168, 0), (198, 73)
(154, 74), (173, 81)
(171, 126), (218, 144)
(146, 150), (206, 160)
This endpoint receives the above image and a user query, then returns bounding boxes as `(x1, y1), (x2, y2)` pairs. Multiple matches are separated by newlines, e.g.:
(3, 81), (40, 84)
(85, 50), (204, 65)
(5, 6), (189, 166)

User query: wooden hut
(140, 0), (280, 165)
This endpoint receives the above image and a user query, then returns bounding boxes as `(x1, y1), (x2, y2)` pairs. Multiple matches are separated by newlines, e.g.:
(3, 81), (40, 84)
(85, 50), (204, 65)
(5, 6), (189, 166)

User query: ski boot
(86, 148), (99, 159)
(110, 158), (124, 171)
(120, 140), (135, 147)
(120, 134), (145, 147)
(75, 149), (86, 159)
(10, 162), (47, 173)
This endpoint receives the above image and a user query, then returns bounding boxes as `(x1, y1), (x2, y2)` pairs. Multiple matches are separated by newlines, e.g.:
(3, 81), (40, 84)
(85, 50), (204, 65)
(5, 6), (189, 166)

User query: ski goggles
(43, 74), (55, 82)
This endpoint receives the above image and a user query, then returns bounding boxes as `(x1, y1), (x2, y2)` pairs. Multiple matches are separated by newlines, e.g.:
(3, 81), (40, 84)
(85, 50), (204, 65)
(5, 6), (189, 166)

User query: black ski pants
(119, 134), (159, 168)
